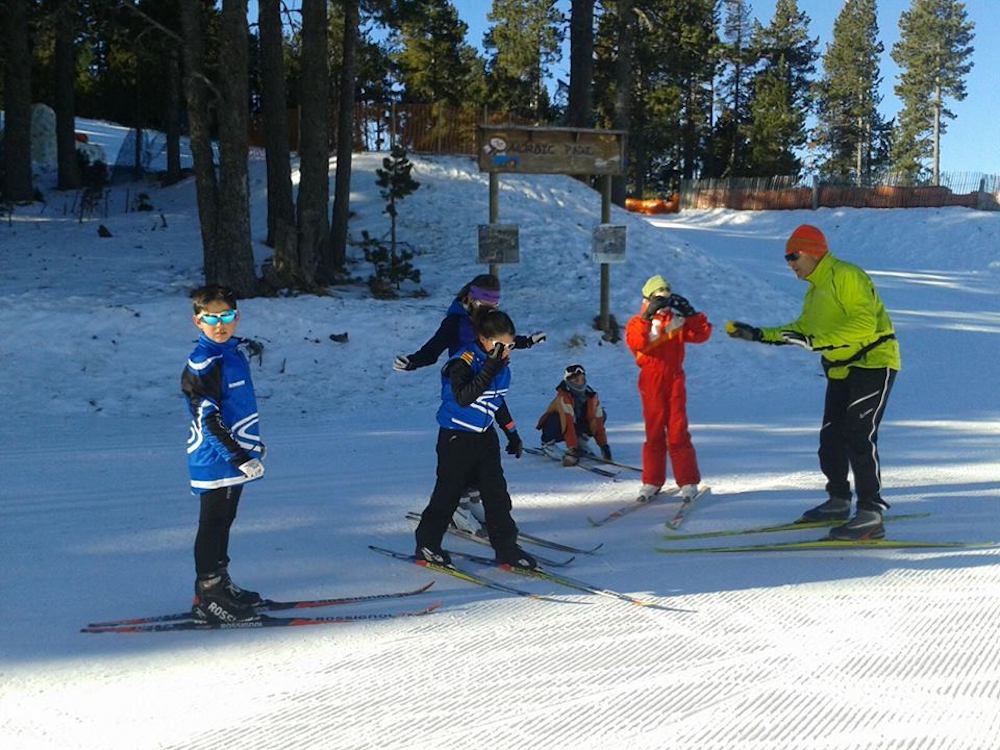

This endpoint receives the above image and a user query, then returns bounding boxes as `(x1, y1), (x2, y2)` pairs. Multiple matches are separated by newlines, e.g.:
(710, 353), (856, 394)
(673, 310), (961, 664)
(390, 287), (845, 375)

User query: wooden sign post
(476, 125), (626, 335)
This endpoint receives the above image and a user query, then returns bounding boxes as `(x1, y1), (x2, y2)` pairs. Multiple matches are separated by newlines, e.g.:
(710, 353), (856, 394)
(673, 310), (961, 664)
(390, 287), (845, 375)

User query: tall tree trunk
(326, 0), (359, 279)
(293, 0), (328, 288)
(855, 118), (863, 185)
(611, 0), (633, 207)
(164, 49), (182, 184)
(932, 84), (941, 186)
(2, 0), (34, 202)
(179, 0), (257, 295)
(259, 0), (294, 251)
(54, 0), (81, 190)
(214, 0), (257, 295)
(682, 78), (696, 180)
(567, 0), (594, 128)
(179, 0), (221, 279)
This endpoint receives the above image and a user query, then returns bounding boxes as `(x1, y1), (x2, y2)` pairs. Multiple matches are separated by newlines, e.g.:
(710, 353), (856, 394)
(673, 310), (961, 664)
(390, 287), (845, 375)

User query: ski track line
(157, 598), (725, 749)
(155, 568), (1000, 750)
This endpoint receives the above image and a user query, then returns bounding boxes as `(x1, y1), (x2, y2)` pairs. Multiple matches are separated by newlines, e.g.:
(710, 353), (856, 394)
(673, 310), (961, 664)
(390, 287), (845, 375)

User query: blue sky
(249, 0), (997, 174)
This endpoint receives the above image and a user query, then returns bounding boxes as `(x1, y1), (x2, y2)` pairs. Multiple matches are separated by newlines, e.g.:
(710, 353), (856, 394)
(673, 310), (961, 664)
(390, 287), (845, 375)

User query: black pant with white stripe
(819, 367), (897, 512)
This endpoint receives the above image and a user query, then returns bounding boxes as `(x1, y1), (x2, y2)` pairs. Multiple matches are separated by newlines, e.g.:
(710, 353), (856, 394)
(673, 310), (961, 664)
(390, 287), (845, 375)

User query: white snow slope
(1, 120), (999, 750)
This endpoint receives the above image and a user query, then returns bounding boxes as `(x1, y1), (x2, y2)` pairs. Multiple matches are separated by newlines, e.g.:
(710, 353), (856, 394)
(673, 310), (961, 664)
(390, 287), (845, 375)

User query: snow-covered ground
(1, 119), (999, 749)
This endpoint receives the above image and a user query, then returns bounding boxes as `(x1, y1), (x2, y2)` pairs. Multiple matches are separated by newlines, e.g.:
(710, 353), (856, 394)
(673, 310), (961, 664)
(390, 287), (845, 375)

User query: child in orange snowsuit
(624, 275), (711, 501)
(536, 364), (612, 466)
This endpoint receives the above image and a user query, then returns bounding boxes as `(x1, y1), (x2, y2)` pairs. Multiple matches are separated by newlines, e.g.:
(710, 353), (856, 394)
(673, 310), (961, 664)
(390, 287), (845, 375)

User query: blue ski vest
(436, 347), (511, 433)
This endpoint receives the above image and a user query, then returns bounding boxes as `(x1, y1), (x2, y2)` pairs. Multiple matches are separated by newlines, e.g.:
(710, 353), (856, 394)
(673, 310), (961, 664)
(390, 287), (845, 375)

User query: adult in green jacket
(726, 224), (901, 541)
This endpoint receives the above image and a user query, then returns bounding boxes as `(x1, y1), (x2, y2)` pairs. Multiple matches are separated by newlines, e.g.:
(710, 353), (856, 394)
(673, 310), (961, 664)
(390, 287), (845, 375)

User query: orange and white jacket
(535, 382), (608, 450)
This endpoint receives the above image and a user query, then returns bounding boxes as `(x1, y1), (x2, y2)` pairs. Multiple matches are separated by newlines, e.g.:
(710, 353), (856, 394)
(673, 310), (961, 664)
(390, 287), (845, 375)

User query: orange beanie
(786, 224), (828, 258)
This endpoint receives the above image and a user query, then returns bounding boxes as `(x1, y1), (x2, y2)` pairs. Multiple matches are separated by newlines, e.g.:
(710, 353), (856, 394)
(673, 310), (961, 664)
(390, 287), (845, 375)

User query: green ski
(661, 512), (931, 541)
(655, 538), (995, 554)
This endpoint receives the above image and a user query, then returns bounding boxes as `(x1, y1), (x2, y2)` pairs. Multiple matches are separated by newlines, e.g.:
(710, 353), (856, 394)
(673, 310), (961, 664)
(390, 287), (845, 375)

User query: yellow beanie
(641, 274), (671, 299)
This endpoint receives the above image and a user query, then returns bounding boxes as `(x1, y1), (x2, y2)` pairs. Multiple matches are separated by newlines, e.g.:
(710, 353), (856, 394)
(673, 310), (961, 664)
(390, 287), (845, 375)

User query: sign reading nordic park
(477, 126), (626, 175)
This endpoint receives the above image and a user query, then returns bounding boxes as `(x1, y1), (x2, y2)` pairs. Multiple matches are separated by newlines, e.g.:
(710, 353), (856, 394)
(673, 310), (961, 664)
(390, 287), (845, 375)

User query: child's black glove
(643, 295), (672, 320)
(505, 430), (523, 459)
(667, 294), (697, 317)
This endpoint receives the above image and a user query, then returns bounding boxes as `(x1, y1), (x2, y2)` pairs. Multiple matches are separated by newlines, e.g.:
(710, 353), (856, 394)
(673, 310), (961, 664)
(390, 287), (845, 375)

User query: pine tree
(375, 145), (420, 258)
(364, 146), (421, 298)
(890, 0), (974, 184)
(484, 0), (564, 119)
(394, 0), (478, 105)
(593, 1), (717, 188)
(815, 0), (888, 182)
(714, 0), (758, 176)
(746, 0), (817, 176)
(749, 60), (803, 175)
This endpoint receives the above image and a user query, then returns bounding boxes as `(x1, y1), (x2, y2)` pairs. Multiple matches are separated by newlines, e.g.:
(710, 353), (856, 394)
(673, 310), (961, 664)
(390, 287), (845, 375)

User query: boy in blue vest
(182, 285), (267, 623)
(413, 309), (537, 570)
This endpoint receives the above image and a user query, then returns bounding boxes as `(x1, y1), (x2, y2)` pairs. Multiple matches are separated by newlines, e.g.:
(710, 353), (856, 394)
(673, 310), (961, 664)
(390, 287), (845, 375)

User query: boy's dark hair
(474, 309), (515, 339)
(190, 285), (238, 314)
(455, 273), (500, 301)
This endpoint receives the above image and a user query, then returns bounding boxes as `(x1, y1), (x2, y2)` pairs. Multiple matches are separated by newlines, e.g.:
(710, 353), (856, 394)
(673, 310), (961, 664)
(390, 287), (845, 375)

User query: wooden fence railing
(679, 173), (1000, 211)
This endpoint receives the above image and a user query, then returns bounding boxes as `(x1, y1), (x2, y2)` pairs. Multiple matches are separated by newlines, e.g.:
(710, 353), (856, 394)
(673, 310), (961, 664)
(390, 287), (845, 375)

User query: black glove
(643, 295), (672, 320)
(240, 338), (264, 365)
(505, 430), (523, 459)
(488, 342), (505, 359)
(726, 320), (763, 342)
(780, 330), (813, 350)
(667, 294), (697, 317)
(600, 444), (613, 461)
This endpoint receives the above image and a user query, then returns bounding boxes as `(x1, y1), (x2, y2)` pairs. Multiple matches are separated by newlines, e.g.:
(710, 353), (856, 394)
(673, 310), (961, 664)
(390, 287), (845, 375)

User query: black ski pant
(819, 367), (897, 512)
(194, 485), (244, 577)
(415, 428), (518, 554)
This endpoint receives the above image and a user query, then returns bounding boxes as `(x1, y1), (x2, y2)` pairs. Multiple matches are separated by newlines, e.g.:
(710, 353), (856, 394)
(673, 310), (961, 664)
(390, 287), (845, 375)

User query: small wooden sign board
(592, 224), (627, 264)
(477, 126), (626, 175)
(478, 224), (520, 264)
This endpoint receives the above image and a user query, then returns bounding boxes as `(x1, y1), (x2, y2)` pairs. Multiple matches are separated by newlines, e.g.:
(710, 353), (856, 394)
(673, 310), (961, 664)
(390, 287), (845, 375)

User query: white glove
(393, 354), (414, 372)
(529, 331), (547, 346)
(238, 458), (265, 479)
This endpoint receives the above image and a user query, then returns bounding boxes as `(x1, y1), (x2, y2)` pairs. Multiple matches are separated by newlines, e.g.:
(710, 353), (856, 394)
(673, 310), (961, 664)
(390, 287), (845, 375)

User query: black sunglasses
(784, 252), (801, 262)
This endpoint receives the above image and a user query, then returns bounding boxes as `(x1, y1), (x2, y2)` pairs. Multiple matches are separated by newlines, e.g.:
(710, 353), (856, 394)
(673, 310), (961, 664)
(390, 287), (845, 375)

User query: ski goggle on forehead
(197, 310), (238, 325)
(564, 364), (586, 379)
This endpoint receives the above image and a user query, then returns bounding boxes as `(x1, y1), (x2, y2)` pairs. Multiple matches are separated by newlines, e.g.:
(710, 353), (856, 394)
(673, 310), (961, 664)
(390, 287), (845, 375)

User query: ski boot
(637, 484), (662, 503)
(798, 495), (852, 523)
(192, 574), (258, 623)
(828, 509), (885, 541)
(495, 545), (539, 571)
(415, 544), (452, 567)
